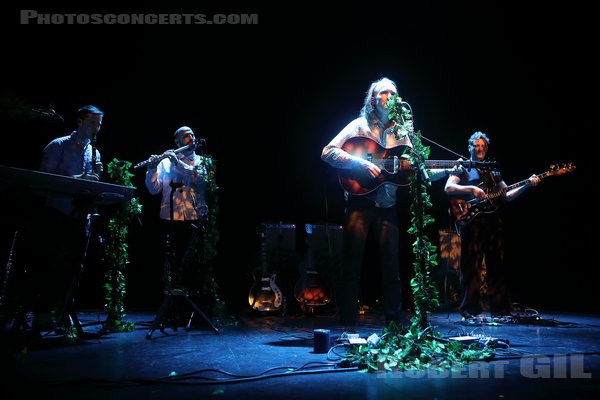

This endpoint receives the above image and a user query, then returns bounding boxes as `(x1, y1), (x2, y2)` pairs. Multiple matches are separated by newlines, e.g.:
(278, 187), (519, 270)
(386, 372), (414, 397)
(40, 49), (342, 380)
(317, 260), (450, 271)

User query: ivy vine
(343, 95), (493, 372)
(387, 96), (440, 330)
(101, 155), (236, 331)
(191, 155), (237, 327)
(102, 159), (141, 333)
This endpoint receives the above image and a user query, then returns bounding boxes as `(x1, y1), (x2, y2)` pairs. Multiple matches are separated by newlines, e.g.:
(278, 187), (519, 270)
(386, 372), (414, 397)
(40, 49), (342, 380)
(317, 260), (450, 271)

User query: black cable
(43, 351), (600, 388)
(160, 361), (338, 381)
(46, 363), (359, 388)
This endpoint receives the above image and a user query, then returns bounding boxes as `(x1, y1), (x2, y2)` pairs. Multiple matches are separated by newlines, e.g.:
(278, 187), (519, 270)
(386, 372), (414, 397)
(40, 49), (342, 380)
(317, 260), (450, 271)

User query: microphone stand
(146, 179), (219, 339)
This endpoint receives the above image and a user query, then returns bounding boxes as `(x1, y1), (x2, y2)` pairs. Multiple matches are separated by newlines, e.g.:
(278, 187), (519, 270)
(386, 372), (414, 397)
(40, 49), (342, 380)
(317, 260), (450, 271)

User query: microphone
(195, 138), (207, 155)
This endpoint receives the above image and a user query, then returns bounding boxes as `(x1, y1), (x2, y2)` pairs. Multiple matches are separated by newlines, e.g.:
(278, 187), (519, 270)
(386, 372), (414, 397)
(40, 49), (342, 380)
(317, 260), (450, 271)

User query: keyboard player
(29, 105), (104, 333)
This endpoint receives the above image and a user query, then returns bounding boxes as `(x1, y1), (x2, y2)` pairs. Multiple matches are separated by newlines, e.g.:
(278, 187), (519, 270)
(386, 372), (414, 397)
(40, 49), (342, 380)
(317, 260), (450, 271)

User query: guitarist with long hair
(321, 77), (448, 329)
(444, 131), (540, 319)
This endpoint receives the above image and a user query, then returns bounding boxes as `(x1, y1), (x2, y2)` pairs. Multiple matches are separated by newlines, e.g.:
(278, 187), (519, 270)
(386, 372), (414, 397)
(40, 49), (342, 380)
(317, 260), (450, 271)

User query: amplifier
(258, 222), (297, 251)
(307, 224), (343, 257)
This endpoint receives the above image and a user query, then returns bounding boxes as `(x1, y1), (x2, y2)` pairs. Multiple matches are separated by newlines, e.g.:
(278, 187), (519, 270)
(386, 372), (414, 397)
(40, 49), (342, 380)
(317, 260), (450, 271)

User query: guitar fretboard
(485, 168), (567, 200)
(370, 159), (494, 169)
(258, 231), (269, 274)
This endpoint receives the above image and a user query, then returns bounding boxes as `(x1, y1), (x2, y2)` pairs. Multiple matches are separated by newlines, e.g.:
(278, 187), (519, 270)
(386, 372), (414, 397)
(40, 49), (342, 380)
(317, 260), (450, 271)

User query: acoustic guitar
(337, 136), (498, 195)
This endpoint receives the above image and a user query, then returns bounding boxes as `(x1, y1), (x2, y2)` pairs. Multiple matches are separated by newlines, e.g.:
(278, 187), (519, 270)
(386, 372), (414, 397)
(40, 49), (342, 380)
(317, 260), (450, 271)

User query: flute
(134, 138), (200, 170)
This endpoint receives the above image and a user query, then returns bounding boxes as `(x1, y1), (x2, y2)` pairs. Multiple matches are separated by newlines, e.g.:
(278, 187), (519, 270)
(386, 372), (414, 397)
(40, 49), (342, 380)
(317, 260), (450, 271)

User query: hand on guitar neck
(449, 163), (575, 230)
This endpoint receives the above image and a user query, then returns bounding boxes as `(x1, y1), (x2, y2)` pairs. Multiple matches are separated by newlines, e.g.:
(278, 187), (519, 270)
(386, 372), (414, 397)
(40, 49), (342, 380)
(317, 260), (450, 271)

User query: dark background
(1, 1), (597, 314)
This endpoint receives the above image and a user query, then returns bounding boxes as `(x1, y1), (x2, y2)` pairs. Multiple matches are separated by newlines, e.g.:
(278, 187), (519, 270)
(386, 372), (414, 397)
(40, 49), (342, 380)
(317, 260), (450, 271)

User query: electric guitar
(449, 162), (576, 230)
(293, 224), (331, 312)
(337, 137), (498, 195)
(248, 225), (283, 312)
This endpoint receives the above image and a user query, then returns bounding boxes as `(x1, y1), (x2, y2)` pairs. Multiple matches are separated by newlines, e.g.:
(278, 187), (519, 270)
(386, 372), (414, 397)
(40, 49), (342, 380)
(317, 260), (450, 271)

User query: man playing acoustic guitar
(444, 131), (540, 319)
(321, 77), (449, 328)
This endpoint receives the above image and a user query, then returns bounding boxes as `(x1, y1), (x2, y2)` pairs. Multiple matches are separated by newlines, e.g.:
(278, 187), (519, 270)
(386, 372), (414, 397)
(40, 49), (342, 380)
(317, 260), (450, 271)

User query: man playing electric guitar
(444, 131), (540, 320)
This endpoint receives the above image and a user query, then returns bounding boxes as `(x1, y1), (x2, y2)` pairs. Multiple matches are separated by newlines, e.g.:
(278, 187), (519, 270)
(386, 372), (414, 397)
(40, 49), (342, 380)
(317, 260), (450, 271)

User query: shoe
(459, 309), (480, 319)
(490, 309), (512, 318)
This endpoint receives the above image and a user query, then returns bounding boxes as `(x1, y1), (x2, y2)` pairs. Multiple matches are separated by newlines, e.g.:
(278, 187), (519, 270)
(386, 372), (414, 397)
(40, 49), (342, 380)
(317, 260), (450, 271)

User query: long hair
(359, 77), (397, 118)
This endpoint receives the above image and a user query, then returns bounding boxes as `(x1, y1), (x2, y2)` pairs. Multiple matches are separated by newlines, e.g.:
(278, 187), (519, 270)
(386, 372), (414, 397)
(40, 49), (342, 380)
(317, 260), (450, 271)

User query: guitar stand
(146, 180), (219, 340)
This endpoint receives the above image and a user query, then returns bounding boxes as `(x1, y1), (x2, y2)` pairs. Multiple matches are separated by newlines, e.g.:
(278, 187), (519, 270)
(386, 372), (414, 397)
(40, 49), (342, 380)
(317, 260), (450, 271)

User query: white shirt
(145, 152), (207, 220)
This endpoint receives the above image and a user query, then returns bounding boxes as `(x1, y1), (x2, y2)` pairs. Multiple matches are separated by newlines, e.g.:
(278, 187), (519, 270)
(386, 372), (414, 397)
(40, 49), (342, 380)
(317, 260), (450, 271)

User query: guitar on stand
(449, 162), (576, 231)
(337, 137), (498, 195)
(248, 225), (283, 312)
(293, 224), (331, 314)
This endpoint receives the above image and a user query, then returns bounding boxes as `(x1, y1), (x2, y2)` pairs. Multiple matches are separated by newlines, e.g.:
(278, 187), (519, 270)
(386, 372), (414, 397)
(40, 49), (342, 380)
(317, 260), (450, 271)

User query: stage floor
(3, 307), (600, 400)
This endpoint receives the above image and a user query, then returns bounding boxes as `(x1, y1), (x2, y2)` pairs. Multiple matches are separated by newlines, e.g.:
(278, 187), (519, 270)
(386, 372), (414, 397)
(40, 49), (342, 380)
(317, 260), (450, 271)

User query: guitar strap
(479, 169), (496, 191)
